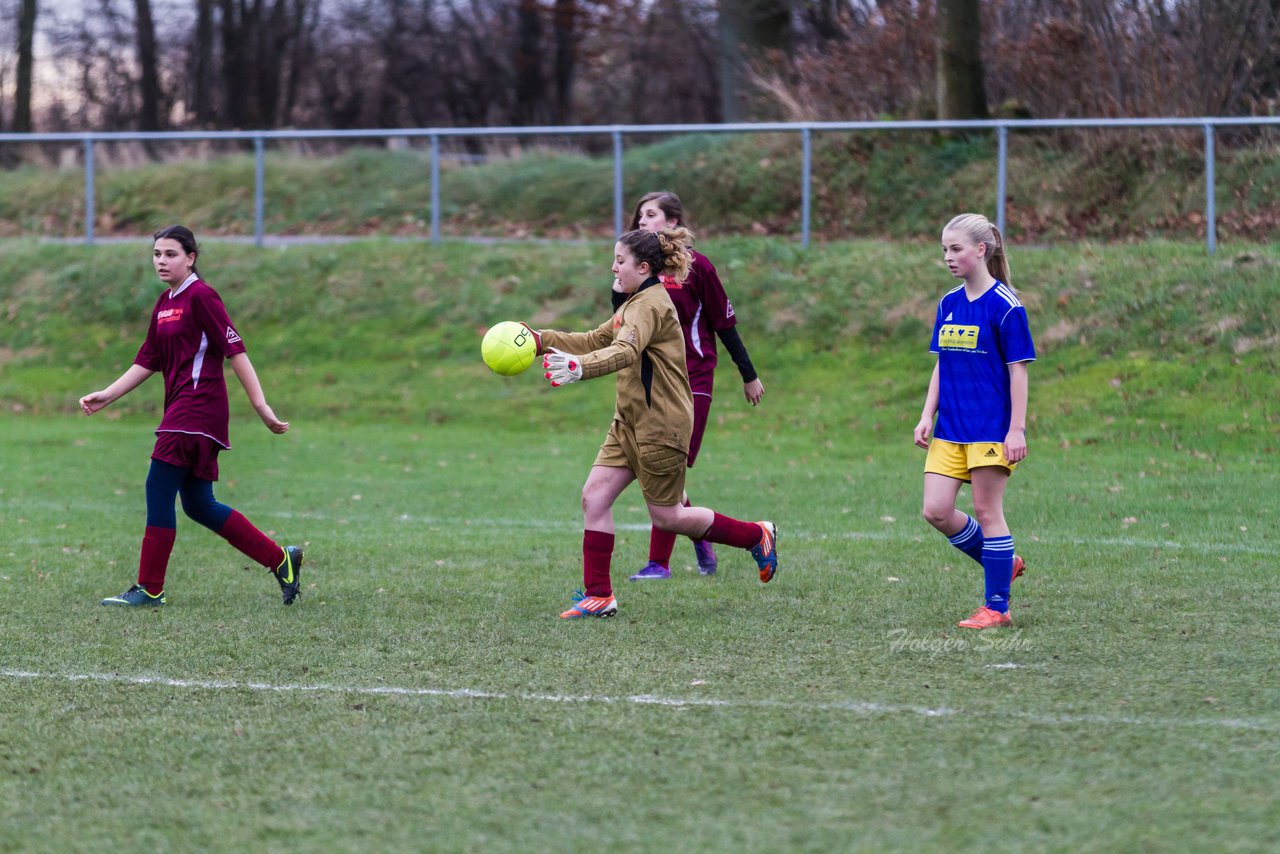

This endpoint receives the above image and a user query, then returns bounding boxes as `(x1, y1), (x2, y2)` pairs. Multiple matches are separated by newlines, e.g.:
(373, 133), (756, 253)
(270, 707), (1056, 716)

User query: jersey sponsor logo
(157, 308), (185, 325)
(661, 274), (683, 290)
(938, 323), (980, 350)
(225, 326), (242, 344)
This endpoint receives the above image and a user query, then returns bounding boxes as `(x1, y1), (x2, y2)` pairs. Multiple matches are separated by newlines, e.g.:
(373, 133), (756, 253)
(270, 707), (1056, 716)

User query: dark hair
(629, 190), (689, 231)
(153, 224), (200, 277)
(617, 226), (694, 282)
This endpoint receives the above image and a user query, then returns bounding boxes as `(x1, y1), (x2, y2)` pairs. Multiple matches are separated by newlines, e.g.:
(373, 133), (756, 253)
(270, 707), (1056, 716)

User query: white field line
(2, 668), (1276, 732)
(5, 496), (1269, 556)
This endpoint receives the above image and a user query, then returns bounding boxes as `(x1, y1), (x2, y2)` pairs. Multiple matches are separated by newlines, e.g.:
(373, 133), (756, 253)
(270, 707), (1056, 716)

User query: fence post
(253, 137), (265, 248)
(83, 138), (96, 245)
(612, 129), (624, 236)
(801, 127), (812, 249)
(996, 125), (1008, 237)
(430, 134), (441, 243)
(1203, 124), (1216, 255)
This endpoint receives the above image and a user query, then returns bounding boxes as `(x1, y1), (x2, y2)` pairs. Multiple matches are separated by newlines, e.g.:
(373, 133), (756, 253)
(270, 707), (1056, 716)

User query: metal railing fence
(3, 116), (1276, 254)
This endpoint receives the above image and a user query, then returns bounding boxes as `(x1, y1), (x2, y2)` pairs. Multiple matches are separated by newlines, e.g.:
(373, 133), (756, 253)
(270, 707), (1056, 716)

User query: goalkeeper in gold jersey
(524, 226), (778, 619)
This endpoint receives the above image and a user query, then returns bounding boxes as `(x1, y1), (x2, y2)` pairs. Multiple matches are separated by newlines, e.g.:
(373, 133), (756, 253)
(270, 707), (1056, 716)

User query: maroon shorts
(152, 432), (224, 481)
(687, 393), (713, 468)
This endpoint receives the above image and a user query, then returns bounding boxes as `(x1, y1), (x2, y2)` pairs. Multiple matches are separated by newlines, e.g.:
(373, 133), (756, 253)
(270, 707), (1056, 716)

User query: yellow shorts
(594, 420), (687, 506)
(924, 438), (1017, 482)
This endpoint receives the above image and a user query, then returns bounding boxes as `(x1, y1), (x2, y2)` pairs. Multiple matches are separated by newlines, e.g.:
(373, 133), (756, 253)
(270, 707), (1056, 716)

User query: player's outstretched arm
(79, 364), (156, 415)
(228, 352), (289, 434)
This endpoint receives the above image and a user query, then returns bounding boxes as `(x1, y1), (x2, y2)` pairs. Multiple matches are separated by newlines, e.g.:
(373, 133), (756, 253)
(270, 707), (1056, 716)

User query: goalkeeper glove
(543, 348), (583, 387)
(518, 322), (542, 354)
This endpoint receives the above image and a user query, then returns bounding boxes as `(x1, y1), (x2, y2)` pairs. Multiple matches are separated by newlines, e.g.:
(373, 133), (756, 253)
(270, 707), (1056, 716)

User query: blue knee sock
(982, 535), (1015, 613)
(947, 515), (984, 565)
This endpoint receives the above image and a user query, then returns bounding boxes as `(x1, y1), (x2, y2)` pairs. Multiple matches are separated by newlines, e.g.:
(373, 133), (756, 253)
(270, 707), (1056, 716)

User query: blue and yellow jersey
(929, 281), (1036, 443)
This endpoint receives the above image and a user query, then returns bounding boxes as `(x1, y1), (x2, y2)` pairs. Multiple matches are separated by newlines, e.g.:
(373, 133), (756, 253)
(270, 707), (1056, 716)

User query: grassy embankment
(2, 131), (1280, 242)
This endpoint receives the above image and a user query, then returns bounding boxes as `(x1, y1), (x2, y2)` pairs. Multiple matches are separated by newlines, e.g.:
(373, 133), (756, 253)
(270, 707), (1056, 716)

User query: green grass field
(2, 236), (1278, 851)
(3, 416), (1278, 851)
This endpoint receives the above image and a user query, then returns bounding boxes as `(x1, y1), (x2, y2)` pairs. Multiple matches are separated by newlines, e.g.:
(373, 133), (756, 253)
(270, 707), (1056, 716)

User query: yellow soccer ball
(481, 321), (537, 376)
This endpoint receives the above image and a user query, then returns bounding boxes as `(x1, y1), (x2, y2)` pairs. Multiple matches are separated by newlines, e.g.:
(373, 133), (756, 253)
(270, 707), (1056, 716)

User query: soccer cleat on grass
(1012, 554), (1026, 582)
(101, 584), (166, 607)
(628, 561), (671, 581)
(273, 545), (304, 605)
(957, 605), (1013, 629)
(558, 590), (618, 619)
(693, 539), (718, 576)
(749, 521), (778, 583)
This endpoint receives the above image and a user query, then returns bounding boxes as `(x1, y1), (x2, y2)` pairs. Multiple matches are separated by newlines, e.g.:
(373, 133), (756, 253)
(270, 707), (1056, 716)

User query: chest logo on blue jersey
(938, 324), (980, 350)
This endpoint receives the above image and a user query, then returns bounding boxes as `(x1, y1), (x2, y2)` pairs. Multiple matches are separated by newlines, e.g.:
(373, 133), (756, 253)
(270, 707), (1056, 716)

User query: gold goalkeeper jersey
(539, 277), (693, 452)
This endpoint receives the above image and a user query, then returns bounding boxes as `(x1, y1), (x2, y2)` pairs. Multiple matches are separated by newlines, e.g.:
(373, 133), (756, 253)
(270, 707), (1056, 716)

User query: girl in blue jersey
(913, 213), (1035, 629)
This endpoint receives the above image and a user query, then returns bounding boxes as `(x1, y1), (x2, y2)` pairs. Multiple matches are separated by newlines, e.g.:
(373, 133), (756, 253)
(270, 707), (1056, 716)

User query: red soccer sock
(648, 496), (691, 567)
(702, 512), (764, 550)
(647, 527), (678, 568)
(137, 526), (177, 595)
(218, 510), (286, 569)
(583, 529), (615, 598)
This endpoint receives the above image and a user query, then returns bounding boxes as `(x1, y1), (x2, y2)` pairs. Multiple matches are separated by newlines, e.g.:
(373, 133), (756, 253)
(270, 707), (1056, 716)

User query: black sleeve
(611, 287), (627, 312)
(716, 325), (758, 384)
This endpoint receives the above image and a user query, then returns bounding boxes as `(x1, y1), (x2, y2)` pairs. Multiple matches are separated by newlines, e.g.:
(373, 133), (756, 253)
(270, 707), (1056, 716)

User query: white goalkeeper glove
(543, 348), (583, 387)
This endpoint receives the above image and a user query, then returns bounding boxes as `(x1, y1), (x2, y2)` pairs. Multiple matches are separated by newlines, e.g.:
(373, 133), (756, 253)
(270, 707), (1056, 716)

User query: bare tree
(14, 0), (38, 132)
(936, 0), (988, 119)
(552, 0), (577, 124)
(718, 0), (793, 120)
(513, 0), (547, 124)
(134, 0), (163, 130)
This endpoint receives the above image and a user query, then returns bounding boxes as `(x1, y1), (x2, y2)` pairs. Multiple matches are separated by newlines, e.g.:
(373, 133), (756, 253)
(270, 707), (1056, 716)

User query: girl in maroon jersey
(614, 191), (765, 581)
(79, 225), (303, 607)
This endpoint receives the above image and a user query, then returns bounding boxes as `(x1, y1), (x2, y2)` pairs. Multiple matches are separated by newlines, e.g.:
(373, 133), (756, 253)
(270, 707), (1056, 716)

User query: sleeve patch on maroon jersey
(225, 326), (242, 344)
(724, 302), (735, 319)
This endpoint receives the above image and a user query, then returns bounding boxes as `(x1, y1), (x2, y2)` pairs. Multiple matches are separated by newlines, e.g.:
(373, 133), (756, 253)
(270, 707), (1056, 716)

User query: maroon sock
(648, 526), (678, 568)
(218, 510), (285, 569)
(138, 526), (176, 595)
(583, 529), (615, 598)
(702, 513), (764, 550)
(649, 496), (692, 567)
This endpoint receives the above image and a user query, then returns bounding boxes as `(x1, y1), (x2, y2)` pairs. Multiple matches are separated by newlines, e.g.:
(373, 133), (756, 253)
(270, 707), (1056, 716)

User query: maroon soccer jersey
(659, 251), (737, 397)
(133, 276), (247, 449)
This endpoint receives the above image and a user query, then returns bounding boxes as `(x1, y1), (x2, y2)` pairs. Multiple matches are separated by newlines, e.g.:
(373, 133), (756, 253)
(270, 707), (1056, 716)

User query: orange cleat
(1011, 554), (1026, 583)
(750, 521), (778, 583)
(957, 605), (1012, 629)
(559, 590), (619, 619)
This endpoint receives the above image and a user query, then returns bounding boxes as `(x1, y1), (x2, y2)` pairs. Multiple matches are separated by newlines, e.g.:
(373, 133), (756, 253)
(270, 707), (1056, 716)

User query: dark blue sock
(982, 535), (1015, 613)
(947, 515), (984, 565)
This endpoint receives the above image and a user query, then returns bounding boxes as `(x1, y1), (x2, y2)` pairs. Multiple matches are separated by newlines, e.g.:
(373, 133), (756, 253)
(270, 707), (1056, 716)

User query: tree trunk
(135, 0), (164, 131)
(552, 0), (576, 124)
(718, 0), (792, 121)
(513, 0), (546, 125)
(194, 0), (216, 126)
(14, 0), (38, 132)
(935, 0), (988, 120)
(221, 0), (248, 127)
